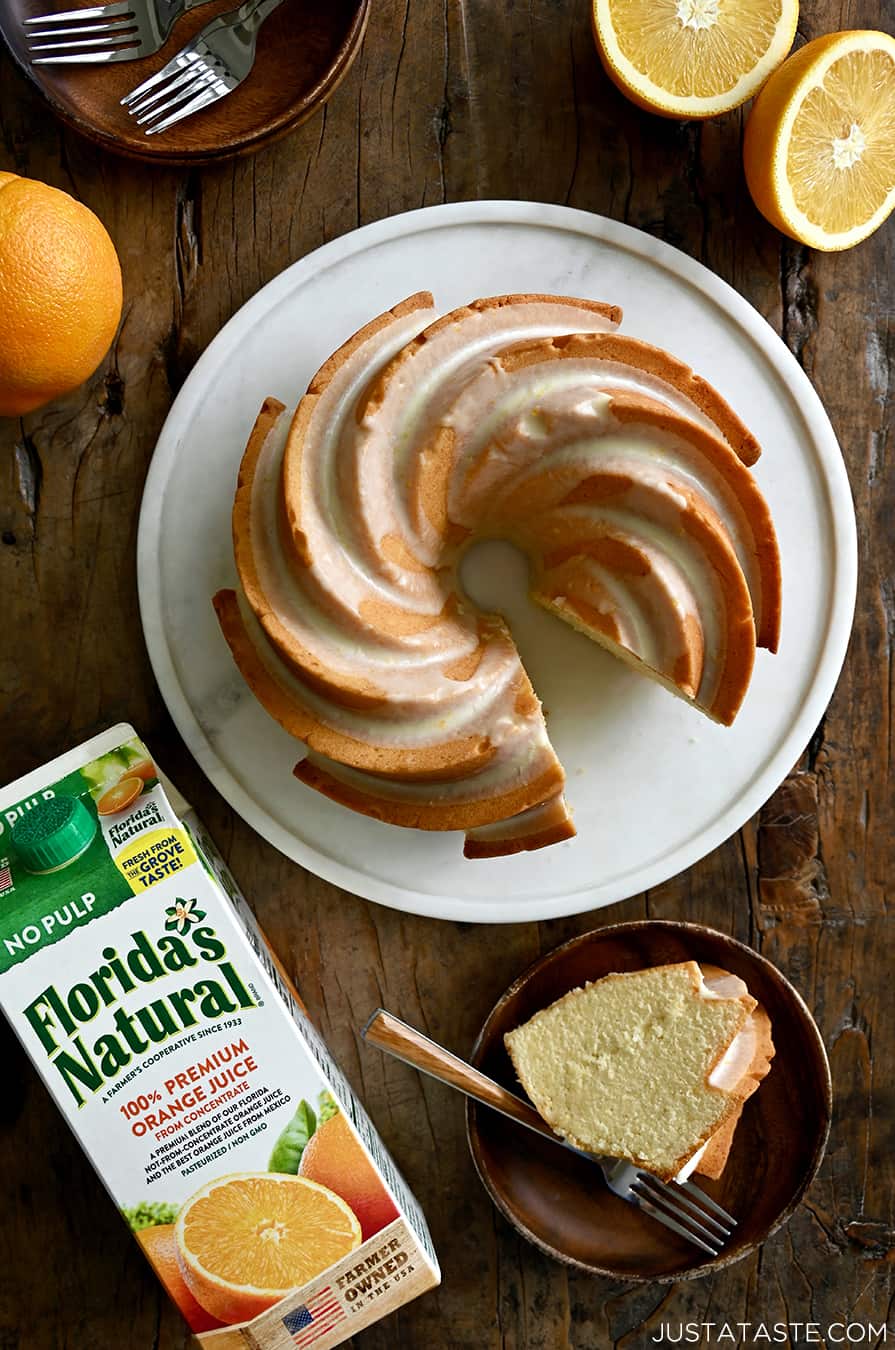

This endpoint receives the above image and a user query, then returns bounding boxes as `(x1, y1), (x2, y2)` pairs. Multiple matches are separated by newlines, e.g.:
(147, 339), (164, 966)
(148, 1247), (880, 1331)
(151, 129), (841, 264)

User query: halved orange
(175, 1172), (362, 1326)
(592, 0), (799, 119)
(96, 774), (143, 815)
(137, 1224), (224, 1333)
(744, 30), (895, 250)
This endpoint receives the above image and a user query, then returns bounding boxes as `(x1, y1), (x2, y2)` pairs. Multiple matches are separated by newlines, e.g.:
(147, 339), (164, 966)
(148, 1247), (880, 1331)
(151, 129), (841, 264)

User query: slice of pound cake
(504, 961), (774, 1181)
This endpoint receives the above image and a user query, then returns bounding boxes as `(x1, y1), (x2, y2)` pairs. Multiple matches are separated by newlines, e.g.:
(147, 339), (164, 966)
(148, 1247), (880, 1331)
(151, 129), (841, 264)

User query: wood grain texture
(0, 0), (892, 1345)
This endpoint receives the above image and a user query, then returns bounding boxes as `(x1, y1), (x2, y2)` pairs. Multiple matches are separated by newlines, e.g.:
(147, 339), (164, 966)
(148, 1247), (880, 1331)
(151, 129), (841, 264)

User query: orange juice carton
(0, 724), (439, 1348)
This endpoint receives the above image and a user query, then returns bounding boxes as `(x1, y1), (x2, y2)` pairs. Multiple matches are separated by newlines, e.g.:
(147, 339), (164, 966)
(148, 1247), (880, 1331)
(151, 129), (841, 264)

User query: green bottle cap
(12, 796), (97, 874)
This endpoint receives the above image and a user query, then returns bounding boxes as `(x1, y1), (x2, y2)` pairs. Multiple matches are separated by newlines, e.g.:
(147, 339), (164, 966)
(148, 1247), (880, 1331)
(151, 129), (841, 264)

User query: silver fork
(25, 0), (216, 65)
(120, 0), (286, 135)
(362, 1009), (737, 1258)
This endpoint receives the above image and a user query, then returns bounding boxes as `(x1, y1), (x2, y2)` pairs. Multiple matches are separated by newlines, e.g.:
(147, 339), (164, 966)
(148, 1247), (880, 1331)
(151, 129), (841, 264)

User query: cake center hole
(459, 537), (533, 621)
(459, 538), (640, 751)
(460, 536), (599, 693)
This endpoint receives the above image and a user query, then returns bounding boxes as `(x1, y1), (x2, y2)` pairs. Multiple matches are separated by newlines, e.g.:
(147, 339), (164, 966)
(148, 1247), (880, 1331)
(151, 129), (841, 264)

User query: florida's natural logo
(22, 908), (258, 1108)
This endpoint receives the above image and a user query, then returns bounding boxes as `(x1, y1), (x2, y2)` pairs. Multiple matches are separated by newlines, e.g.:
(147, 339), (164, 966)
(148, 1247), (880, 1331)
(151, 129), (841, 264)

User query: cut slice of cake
(504, 960), (773, 1181)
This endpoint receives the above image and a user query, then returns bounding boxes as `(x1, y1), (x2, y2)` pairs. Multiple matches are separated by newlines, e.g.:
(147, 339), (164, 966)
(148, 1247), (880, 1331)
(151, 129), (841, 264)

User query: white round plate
(138, 202), (856, 924)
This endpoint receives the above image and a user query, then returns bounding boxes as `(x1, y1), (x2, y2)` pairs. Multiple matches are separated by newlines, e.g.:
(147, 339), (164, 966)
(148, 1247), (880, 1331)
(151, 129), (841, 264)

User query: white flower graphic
(164, 897), (206, 933)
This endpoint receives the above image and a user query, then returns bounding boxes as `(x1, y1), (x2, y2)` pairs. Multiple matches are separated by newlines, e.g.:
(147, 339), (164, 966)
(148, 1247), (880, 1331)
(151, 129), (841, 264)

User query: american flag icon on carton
(282, 1287), (346, 1346)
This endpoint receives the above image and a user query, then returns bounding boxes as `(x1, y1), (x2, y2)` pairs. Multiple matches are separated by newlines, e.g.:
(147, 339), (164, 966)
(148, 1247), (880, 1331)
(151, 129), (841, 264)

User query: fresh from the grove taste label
(0, 726), (438, 1348)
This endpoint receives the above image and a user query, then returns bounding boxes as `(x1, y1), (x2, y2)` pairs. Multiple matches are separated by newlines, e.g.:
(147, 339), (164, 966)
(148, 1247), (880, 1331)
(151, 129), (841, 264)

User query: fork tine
(33, 43), (138, 61)
(631, 1178), (726, 1249)
(25, 2), (133, 22)
(27, 18), (137, 39)
(639, 1178), (733, 1240)
(29, 30), (139, 50)
(630, 1190), (719, 1256)
(145, 83), (223, 134)
(665, 1189), (732, 1239)
(675, 1177), (737, 1227)
(126, 64), (199, 116)
(134, 70), (211, 123)
(121, 51), (192, 104)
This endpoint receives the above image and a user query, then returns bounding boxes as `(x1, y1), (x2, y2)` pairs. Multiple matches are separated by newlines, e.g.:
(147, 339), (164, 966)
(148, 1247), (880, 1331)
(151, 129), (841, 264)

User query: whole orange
(0, 173), (122, 417)
(137, 1224), (224, 1334)
(299, 1111), (400, 1241)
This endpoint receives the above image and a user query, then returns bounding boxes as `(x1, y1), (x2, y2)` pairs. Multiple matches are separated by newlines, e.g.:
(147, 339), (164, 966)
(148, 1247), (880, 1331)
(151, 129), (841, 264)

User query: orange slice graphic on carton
(175, 1172), (362, 1325)
(137, 1224), (224, 1334)
(96, 775), (144, 816)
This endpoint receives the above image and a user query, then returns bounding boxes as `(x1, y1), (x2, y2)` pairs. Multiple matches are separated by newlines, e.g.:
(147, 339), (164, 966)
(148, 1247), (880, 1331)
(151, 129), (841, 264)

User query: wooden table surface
(1, 1), (892, 1346)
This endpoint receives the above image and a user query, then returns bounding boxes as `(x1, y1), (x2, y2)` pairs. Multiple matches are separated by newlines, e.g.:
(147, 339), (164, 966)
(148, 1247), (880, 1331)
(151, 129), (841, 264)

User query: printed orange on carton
(0, 725), (439, 1348)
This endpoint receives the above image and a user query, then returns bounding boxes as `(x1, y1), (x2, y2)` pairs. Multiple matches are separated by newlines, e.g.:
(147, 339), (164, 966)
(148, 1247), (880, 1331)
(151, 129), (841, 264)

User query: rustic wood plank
(1, 0), (892, 1344)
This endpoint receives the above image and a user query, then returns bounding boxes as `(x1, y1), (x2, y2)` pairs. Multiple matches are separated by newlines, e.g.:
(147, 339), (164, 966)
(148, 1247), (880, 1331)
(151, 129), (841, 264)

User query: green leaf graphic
(268, 1099), (317, 1174)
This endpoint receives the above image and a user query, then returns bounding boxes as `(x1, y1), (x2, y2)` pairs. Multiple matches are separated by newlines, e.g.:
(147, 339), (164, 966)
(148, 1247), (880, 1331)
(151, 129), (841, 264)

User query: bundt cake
(504, 961), (775, 1181)
(213, 292), (781, 858)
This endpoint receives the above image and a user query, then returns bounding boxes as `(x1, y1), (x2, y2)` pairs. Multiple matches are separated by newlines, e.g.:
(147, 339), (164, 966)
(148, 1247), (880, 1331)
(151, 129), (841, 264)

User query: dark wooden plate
(0, 0), (368, 164)
(467, 920), (832, 1281)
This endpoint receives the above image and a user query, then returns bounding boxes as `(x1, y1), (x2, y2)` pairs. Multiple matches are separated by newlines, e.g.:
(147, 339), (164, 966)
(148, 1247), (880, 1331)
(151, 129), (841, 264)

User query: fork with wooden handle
(362, 1008), (736, 1257)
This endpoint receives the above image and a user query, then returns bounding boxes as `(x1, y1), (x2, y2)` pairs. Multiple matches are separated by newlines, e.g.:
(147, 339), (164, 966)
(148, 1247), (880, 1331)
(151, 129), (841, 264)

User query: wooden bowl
(0, 0), (369, 164)
(466, 920), (831, 1281)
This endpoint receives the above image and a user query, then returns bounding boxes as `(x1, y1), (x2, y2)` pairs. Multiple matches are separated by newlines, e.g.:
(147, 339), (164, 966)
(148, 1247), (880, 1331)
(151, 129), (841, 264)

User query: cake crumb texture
(504, 961), (753, 1178)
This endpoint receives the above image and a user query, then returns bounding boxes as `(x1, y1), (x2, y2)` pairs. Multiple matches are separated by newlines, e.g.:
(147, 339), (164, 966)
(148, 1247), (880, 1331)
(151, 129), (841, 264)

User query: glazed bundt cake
(213, 292), (781, 858)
